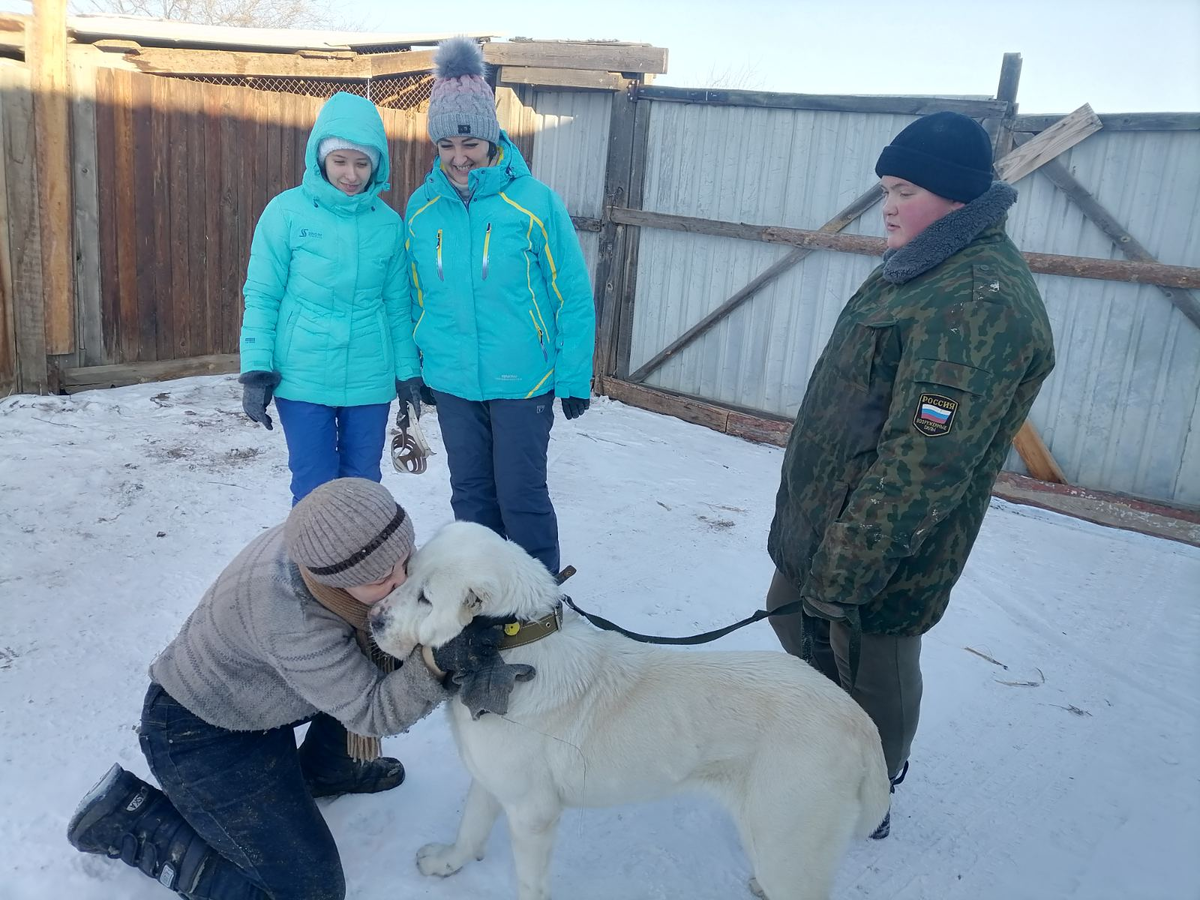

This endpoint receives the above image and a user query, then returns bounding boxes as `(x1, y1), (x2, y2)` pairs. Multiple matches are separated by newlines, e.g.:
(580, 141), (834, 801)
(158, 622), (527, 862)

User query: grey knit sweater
(149, 525), (449, 737)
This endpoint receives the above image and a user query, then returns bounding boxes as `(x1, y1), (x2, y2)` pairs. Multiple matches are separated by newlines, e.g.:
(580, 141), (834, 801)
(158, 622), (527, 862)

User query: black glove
(239, 371), (282, 430)
(433, 622), (535, 720)
(560, 396), (590, 420)
(801, 594), (849, 622)
(395, 377), (424, 430)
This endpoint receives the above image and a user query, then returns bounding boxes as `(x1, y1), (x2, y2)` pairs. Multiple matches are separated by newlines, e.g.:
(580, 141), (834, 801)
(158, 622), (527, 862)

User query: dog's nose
(368, 607), (388, 632)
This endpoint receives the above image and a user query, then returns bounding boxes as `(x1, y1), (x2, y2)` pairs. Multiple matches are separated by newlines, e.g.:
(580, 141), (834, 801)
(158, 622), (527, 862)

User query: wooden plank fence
(84, 68), (432, 368)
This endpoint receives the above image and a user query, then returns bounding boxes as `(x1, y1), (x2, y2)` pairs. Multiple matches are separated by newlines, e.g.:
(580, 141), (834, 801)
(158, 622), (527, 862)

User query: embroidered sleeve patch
(913, 393), (958, 437)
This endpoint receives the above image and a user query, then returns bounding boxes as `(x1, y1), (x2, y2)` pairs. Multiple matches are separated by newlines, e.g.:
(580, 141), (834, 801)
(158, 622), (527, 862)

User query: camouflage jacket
(767, 183), (1055, 636)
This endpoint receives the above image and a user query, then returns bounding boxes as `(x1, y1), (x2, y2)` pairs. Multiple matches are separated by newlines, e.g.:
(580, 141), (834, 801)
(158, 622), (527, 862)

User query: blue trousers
(138, 684), (343, 900)
(433, 390), (559, 573)
(274, 399), (391, 505)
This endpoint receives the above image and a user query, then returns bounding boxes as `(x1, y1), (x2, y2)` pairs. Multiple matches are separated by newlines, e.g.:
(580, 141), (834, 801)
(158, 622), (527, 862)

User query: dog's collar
(496, 603), (563, 650)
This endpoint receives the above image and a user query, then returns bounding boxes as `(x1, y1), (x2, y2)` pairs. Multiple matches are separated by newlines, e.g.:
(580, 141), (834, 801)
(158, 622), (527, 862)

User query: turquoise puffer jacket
(405, 132), (594, 401)
(239, 92), (419, 407)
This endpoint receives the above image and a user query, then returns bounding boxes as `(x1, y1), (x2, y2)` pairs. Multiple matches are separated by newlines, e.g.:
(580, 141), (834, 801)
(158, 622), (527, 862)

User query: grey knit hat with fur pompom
(427, 37), (500, 145)
(285, 478), (415, 588)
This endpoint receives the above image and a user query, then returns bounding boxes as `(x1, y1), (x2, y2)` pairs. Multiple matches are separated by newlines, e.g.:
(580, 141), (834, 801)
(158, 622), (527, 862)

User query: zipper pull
(482, 223), (491, 280)
(436, 229), (444, 281)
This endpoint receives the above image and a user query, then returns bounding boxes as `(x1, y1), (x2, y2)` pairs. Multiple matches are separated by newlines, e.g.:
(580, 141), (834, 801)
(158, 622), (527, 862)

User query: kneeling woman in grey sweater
(67, 478), (451, 900)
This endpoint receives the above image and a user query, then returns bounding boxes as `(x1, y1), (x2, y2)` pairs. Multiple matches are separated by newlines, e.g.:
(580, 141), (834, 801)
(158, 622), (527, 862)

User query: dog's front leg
(416, 779), (501, 877)
(506, 796), (562, 900)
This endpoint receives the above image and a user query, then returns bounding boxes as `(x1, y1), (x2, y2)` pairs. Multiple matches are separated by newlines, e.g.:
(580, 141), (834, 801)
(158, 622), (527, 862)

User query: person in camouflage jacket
(765, 112), (1055, 826)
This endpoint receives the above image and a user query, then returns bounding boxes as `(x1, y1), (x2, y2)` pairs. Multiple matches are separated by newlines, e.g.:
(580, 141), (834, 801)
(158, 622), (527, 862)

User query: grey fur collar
(881, 181), (1018, 285)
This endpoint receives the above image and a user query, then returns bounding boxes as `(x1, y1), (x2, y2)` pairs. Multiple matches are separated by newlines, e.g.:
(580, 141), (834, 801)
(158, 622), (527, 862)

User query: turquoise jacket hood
(302, 91), (391, 214)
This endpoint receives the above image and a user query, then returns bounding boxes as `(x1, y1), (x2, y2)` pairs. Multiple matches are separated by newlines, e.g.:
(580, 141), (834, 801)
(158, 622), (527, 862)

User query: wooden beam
(1015, 135), (1200, 331)
(122, 45), (372, 78)
(636, 85), (1007, 118)
(598, 376), (730, 434)
(483, 41), (667, 75)
(0, 15), (24, 56)
(609, 207), (1200, 290)
(1014, 112), (1200, 133)
(597, 376), (793, 447)
(990, 52), (1022, 157)
(1012, 420), (1067, 483)
(32, 0), (74, 355)
(368, 49), (435, 76)
(628, 185), (886, 383)
(498, 65), (626, 92)
(995, 104), (1102, 184)
(59, 353), (239, 393)
(92, 39), (142, 54)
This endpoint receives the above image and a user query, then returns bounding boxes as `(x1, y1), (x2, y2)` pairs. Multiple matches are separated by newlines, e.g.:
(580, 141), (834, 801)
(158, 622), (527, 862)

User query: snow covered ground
(1, 374), (1198, 900)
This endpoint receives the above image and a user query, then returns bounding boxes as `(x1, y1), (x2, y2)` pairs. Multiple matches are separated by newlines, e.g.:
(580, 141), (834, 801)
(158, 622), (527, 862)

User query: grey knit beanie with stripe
(426, 36), (500, 146)
(285, 478), (416, 588)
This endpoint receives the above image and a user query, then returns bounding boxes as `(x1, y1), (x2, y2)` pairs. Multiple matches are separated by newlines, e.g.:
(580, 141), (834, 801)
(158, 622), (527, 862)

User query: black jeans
(138, 684), (345, 900)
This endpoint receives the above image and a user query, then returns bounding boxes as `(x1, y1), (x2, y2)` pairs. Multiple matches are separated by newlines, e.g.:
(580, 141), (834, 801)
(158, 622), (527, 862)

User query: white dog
(370, 522), (890, 900)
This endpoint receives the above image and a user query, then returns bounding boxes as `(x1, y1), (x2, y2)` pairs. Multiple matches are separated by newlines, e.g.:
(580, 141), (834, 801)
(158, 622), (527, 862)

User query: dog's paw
(417, 842), (467, 877)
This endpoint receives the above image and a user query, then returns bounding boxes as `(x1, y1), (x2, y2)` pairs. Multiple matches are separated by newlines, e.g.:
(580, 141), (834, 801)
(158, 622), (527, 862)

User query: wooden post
(613, 91), (650, 379)
(592, 80), (639, 380)
(31, 0), (75, 357)
(991, 52), (1023, 158)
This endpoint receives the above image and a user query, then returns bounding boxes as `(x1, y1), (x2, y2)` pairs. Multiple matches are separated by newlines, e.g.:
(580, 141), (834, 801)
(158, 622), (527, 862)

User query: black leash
(560, 595), (807, 646)
(554, 565), (862, 690)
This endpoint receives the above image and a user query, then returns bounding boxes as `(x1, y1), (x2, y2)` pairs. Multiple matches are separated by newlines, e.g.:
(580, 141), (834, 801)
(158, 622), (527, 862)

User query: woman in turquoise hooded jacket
(403, 38), (595, 573)
(238, 91), (419, 505)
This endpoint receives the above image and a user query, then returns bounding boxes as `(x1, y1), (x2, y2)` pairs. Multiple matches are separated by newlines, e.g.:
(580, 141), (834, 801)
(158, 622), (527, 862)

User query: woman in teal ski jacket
(238, 91), (419, 504)
(405, 38), (595, 573)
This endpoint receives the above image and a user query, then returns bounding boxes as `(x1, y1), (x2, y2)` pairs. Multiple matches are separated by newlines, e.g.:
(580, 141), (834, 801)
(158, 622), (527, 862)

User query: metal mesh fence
(171, 73), (433, 110)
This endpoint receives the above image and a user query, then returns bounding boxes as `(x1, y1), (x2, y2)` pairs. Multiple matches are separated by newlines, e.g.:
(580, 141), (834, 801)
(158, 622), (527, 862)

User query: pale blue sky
(8, 0), (1200, 112)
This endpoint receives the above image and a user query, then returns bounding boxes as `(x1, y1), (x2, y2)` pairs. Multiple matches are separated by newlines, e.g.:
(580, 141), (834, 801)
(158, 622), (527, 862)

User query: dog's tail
(854, 736), (892, 840)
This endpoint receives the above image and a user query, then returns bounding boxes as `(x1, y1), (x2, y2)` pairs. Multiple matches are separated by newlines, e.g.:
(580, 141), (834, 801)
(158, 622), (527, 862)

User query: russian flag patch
(913, 393), (958, 437)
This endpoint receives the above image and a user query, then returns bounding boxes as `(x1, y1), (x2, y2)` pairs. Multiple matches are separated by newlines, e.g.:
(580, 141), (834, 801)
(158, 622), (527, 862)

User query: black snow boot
(298, 713), (405, 800)
(67, 764), (213, 893)
(869, 760), (909, 840)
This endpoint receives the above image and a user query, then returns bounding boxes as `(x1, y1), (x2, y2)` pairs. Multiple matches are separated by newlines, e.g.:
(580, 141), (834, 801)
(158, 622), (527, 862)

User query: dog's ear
(463, 590), (484, 613)
(462, 578), (498, 614)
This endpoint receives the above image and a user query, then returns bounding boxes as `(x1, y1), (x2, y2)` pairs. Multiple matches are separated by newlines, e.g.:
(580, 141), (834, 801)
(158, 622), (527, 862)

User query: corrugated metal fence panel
(1003, 129), (1200, 505)
(630, 101), (1200, 505)
(632, 103), (916, 413)
(528, 90), (611, 286)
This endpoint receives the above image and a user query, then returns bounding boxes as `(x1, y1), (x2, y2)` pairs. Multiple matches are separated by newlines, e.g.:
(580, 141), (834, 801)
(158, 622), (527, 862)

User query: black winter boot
(869, 760), (909, 840)
(67, 764), (213, 893)
(298, 714), (405, 800)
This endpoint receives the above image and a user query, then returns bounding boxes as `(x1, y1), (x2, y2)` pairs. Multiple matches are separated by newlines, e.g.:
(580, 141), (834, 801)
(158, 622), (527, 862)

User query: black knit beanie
(875, 111), (994, 202)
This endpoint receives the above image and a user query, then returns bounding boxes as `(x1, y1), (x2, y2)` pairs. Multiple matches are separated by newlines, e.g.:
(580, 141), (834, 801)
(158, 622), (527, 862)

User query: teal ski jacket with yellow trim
(404, 132), (594, 402)
(239, 92), (418, 407)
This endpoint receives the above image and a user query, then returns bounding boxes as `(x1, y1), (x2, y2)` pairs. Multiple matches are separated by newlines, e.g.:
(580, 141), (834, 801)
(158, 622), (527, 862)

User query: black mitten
(433, 624), (536, 719)
(395, 377), (424, 429)
(239, 371), (282, 430)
